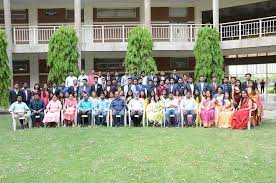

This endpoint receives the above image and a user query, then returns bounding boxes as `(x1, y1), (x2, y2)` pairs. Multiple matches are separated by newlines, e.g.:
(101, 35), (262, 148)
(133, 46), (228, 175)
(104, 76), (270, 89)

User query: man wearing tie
(20, 82), (32, 106)
(78, 79), (91, 98)
(167, 78), (177, 94)
(195, 76), (210, 95)
(91, 77), (103, 97)
(9, 82), (21, 104)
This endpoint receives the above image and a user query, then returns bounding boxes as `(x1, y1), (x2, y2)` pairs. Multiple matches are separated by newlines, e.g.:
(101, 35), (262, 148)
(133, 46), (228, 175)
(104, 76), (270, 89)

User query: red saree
(231, 98), (253, 129)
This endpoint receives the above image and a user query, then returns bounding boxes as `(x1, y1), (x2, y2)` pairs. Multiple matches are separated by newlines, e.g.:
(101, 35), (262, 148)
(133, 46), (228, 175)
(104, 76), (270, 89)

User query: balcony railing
(220, 16), (276, 40)
(11, 16), (276, 45)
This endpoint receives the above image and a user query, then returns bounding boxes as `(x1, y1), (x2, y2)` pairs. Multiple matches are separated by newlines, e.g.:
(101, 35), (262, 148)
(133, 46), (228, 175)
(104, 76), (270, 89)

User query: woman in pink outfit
(63, 94), (77, 126)
(41, 83), (50, 106)
(43, 95), (62, 126)
(200, 90), (215, 128)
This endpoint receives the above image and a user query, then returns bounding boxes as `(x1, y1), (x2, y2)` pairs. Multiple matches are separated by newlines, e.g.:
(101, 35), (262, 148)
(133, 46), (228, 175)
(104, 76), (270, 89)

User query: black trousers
(77, 110), (92, 125)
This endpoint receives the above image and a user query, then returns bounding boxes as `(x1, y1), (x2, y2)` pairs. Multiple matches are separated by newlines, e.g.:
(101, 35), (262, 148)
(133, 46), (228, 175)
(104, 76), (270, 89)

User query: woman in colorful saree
(200, 90), (215, 128)
(232, 80), (242, 109)
(63, 94), (77, 127)
(147, 95), (164, 127)
(194, 89), (202, 127)
(247, 80), (263, 126)
(217, 92), (234, 128)
(231, 90), (253, 129)
(214, 86), (224, 127)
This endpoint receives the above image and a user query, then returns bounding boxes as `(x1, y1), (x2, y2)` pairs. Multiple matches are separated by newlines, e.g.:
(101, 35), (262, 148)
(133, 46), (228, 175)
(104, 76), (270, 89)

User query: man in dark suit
(69, 79), (79, 95)
(158, 71), (167, 82)
(170, 69), (179, 82)
(188, 77), (195, 95)
(183, 74), (191, 93)
(20, 82), (32, 106)
(78, 79), (91, 98)
(167, 78), (178, 94)
(147, 69), (156, 84)
(195, 76), (210, 95)
(113, 71), (121, 83)
(177, 77), (186, 96)
(9, 82), (21, 105)
(147, 79), (156, 95)
(91, 77), (103, 97)
(209, 76), (219, 95)
(221, 77), (232, 94)
(49, 82), (60, 96)
(241, 73), (257, 90)
(29, 92), (45, 127)
(110, 79), (118, 93)
(131, 68), (140, 81)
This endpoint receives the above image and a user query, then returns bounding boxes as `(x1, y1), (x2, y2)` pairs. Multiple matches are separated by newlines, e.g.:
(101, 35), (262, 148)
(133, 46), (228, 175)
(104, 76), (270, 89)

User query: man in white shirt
(121, 70), (130, 87)
(180, 91), (198, 128)
(128, 92), (144, 126)
(9, 95), (31, 129)
(78, 70), (88, 87)
(164, 92), (179, 127)
(65, 71), (77, 87)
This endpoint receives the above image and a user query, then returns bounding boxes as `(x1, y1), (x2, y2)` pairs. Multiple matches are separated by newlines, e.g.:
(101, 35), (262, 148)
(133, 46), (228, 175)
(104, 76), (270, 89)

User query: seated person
(200, 90), (215, 128)
(9, 95), (31, 129)
(164, 92), (179, 127)
(43, 94), (62, 126)
(110, 91), (126, 127)
(29, 93), (45, 127)
(128, 91), (144, 126)
(217, 92), (234, 128)
(63, 94), (77, 127)
(180, 91), (197, 128)
(95, 93), (109, 126)
(77, 93), (94, 126)
(231, 90), (253, 129)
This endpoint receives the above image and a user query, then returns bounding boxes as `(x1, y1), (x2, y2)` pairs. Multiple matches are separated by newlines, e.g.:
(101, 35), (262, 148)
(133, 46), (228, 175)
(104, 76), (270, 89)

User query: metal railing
(220, 16), (276, 40)
(11, 16), (276, 45)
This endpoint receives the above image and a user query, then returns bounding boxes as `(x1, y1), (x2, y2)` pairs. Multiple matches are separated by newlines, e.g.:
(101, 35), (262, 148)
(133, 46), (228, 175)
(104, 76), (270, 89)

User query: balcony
(11, 16), (276, 53)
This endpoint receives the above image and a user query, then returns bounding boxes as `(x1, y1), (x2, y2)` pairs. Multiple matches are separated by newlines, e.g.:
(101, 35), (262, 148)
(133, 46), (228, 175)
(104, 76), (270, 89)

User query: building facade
(1, 0), (276, 88)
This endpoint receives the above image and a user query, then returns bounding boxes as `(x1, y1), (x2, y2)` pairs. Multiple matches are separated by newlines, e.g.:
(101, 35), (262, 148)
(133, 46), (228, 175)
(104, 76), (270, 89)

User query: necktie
(25, 90), (28, 99)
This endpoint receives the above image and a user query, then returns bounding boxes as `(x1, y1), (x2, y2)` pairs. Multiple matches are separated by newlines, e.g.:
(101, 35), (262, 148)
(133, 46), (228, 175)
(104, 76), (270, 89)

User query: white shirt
(9, 102), (29, 113)
(78, 74), (88, 86)
(190, 83), (194, 94)
(142, 76), (148, 86)
(65, 76), (77, 87)
(165, 98), (178, 109)
(180, 97), (198, 111)
(98, 76), (104, 85)
(128, 98), (144, 111)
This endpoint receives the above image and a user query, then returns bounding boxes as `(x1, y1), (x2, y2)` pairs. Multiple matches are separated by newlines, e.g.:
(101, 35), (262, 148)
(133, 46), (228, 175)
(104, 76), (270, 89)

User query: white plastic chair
(109, 109), (127, 127)
(10, 111), (31, 131)
(248, 103), (258, 130)
(93, 109), (110, 127)
(128, 109), (146, 127)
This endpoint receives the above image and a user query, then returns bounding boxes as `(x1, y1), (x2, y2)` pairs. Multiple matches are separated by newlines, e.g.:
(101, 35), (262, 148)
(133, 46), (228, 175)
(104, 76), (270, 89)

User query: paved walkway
(261, 94), (276, 120)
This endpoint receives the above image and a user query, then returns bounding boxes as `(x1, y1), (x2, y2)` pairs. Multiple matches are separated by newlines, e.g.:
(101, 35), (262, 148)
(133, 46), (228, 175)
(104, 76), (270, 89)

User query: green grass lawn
(0, 115), (275, 183)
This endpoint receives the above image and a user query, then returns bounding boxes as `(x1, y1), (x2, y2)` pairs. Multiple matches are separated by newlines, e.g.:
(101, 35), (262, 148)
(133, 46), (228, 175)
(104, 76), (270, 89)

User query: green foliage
(47, 26), (80, 85)
(0, 30), (11, 108)
(125, 26), (158, 75)
(194, 25), (224, 83)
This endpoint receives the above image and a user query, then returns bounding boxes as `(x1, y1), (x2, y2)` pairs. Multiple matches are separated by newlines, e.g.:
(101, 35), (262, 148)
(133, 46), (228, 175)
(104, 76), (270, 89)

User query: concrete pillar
(29, 54), (39, 89)
(224, 65), (229, 77)
(84, 1), (93, 44)
(212, 0), (219, 29)
(194, 6), (202, 24)
(144, 0), (151, 29)
(84, 52), (94, 74)
(28, 7), (38, 45)
(140, 4), (145, 24)
(74, 0), (82, 70)
(3, 0), (13, 84)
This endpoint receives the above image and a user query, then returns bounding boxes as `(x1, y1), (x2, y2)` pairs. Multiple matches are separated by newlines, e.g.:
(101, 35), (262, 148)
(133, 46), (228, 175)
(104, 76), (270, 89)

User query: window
(96, 8), (137, 18)
(95, 58), (123, 71)
(13, 61), (30, 74)
(169, 8), (188, 18)
(170, 58), (189, 69)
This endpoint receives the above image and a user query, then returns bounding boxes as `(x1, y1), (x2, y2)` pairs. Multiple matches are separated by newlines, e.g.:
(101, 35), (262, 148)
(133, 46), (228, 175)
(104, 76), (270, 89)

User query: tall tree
(0, 30), (11, 108)
(194, 25), (224, 83)
(47, 26), (80, 85)
(124, 26), (158, 75)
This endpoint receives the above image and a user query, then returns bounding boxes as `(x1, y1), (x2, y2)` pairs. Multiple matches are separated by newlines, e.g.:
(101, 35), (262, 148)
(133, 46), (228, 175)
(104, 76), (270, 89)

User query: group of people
(8, 68), (264, 130)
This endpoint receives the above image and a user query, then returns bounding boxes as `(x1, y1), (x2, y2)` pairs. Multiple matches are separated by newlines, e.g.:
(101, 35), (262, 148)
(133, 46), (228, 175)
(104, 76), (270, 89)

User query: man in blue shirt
(77, 93), (94, 126)
(95, 93), (109, 125)
(180, 91), (198, 128)
(110, 91), (126, 127)
(29, 93), (45, 127)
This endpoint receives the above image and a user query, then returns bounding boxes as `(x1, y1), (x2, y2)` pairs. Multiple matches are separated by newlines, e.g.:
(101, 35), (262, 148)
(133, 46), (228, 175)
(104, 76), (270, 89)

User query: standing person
(63, 94), (77, 127)
(170, 69), (179, 82)
(69, 79), (79, 96)
(32, 83), (41, 96)
(113, 71), (121, 83)
(158, 71), (167, 81)
(221, 77), (232, 94)
(43, 94), (62, 127)
(156, 80), (166, 96)
(230, 76), (237, 92)
(78, 70), (88, 87)
(177, 77), (185, 96)
(110, 91), (127, 127)
(231, 90), (253, 129)
(9, 95), (31, 129)
(167, 78), (177, 94)
(77, 93), (94, 126)
(147, 80), (156, 95)
(137, 78), (148, 95)
(210, 76), (219, 95)
(124, 78), (135, 96)
(147, 69), (156, 84)
(88, 69), (97, 86)
(95, 93), (110, 126)
(9, 82), (21, 104)
(232, 80), (242, 109)
(20, 82), (32, 106)
(241, 73), (256, 90)
(128, 91), (144, 126)
(164, 92), (179, 127)
(121, 70), (130, 87)
(29, 93), (45, 127)
(141, 71), (148, 86)
(65, 71), (77, 87)
(260, 79), (265, 94)
(131, 68), (140, 81)
(194, 89), (202, 127)
(96, 71), (104, 85)
(195, 76), (210, 96)
(91, 77), (103, 97)
(78, 79), (91, 98)
(105, 71), (112, 81)
(59, 81), (69, 94)
(180, 91), (198, 128)
(188, 77), (195, 95)
(41, 83), (50, 106)
(49, 82), (60, 97)
(200, 90), (215, 128)
(217, 92), (234, 128)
